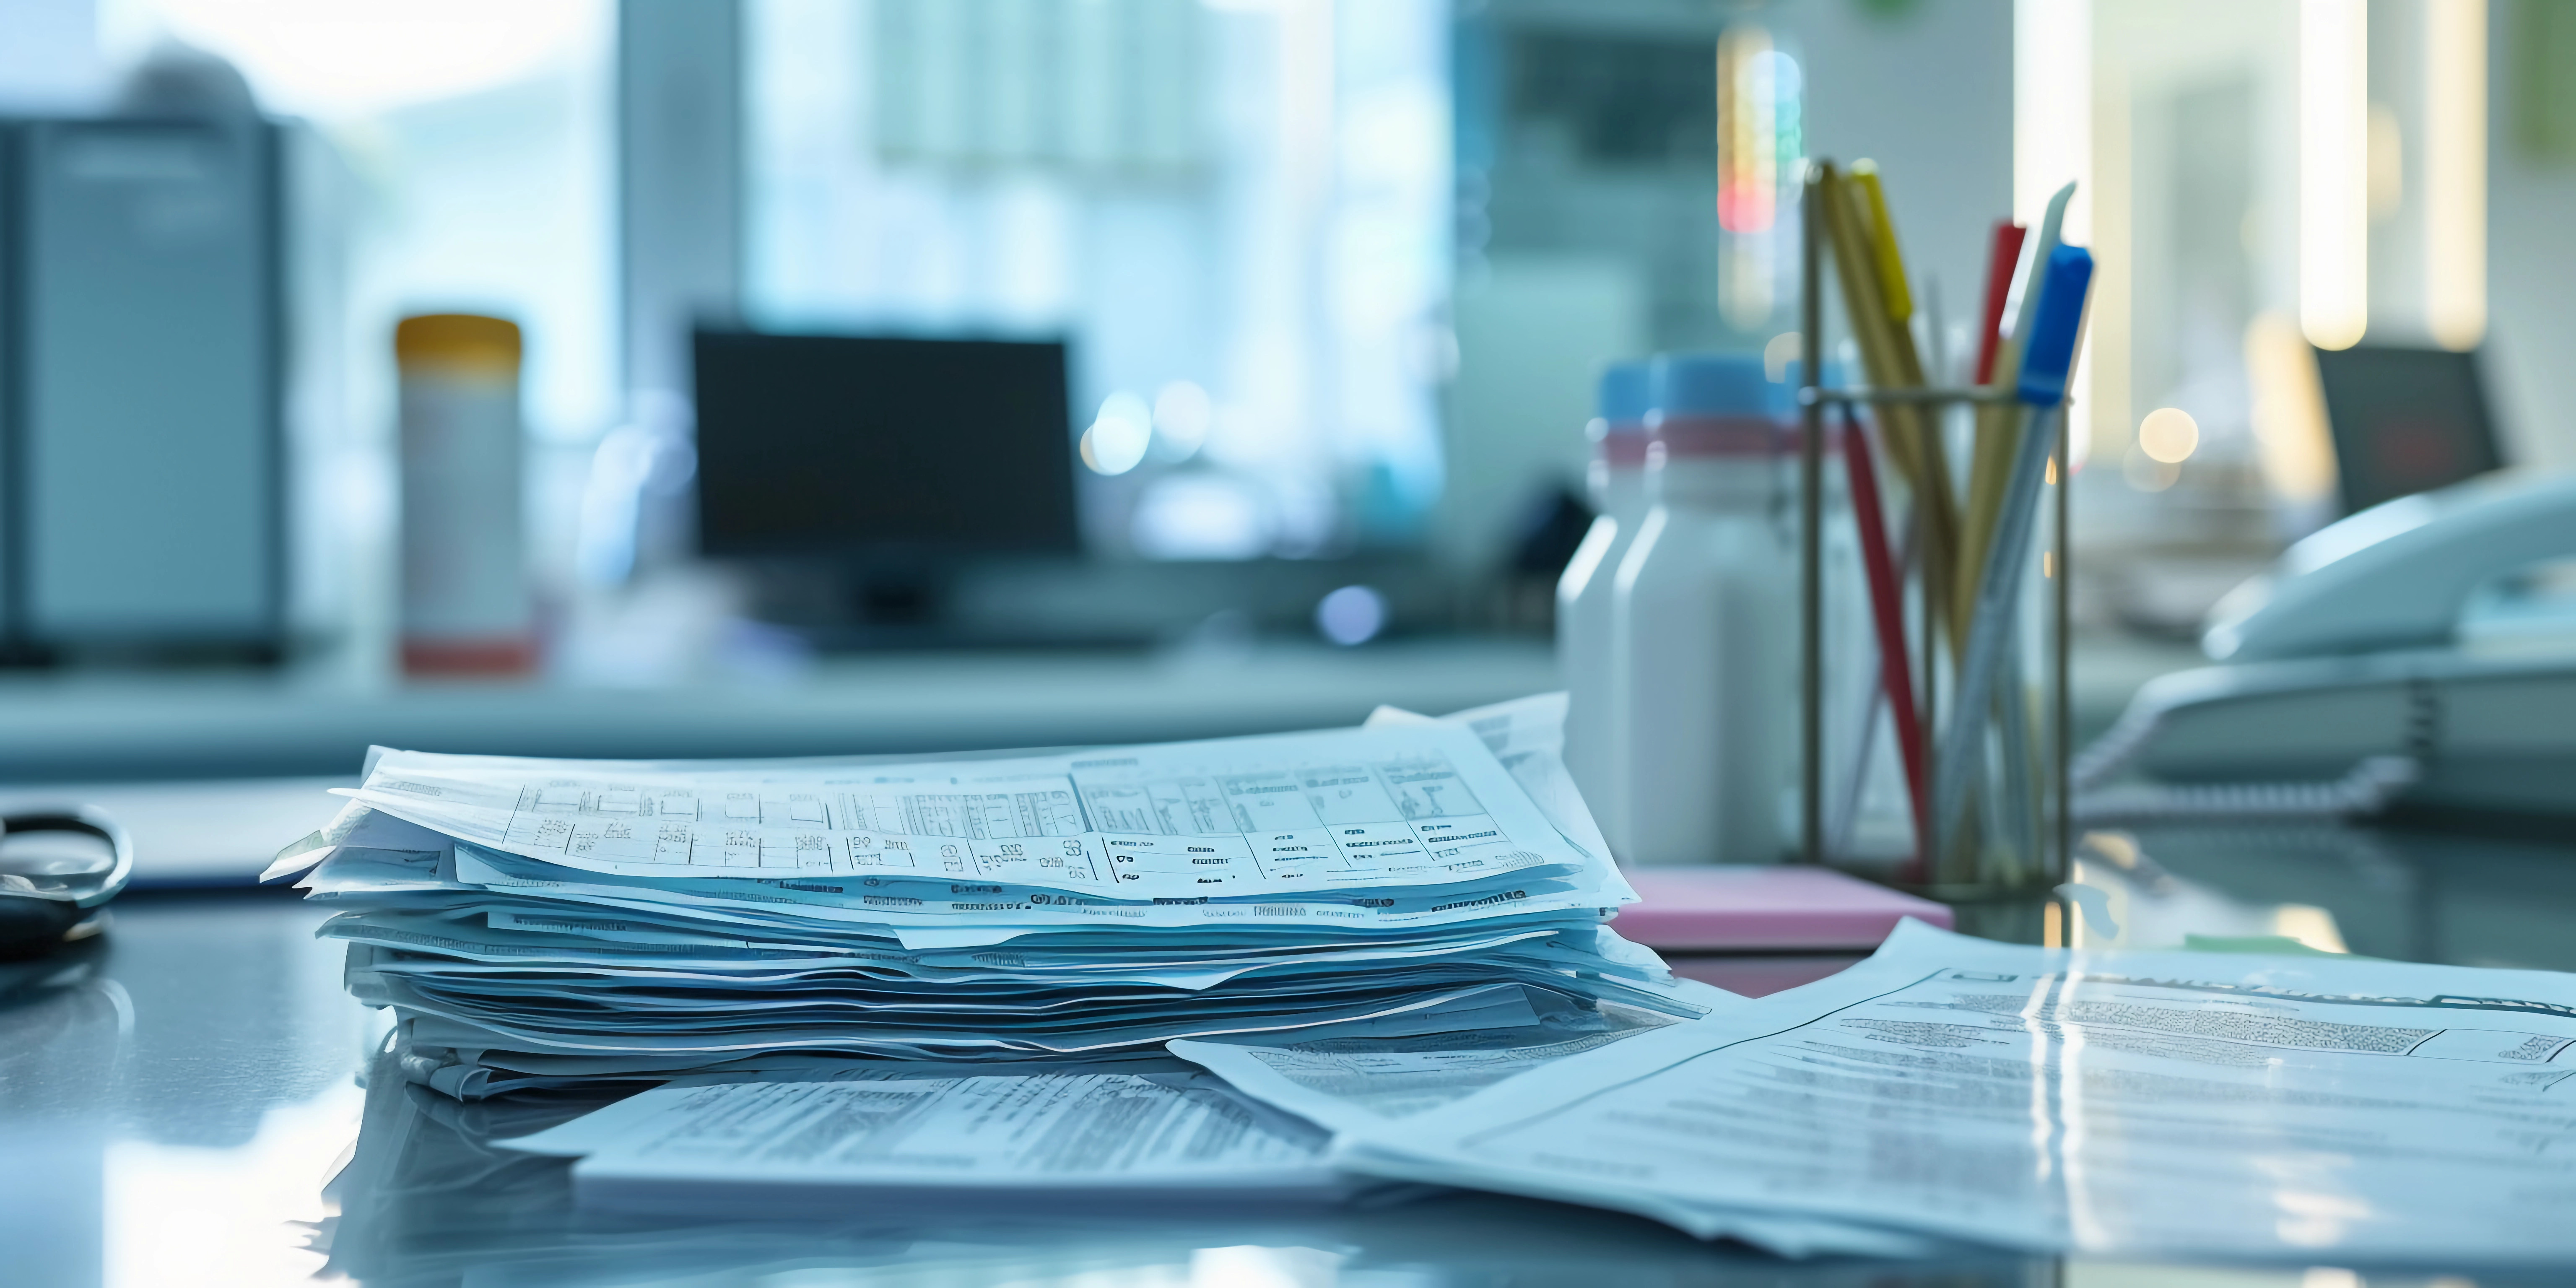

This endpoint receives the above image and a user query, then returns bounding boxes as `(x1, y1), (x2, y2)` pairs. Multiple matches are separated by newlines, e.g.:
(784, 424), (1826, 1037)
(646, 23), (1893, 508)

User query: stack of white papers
(268, 697), (1719, 1098)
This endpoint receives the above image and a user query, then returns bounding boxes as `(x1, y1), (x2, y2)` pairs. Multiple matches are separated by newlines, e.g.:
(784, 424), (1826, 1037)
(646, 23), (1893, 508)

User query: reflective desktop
(8, 819), (2573, 1286)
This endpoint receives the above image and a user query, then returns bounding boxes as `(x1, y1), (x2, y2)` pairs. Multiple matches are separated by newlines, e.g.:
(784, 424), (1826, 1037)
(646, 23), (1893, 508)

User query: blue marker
(2015, 244), (2096, 406)
(1935, 242), (2096, 854)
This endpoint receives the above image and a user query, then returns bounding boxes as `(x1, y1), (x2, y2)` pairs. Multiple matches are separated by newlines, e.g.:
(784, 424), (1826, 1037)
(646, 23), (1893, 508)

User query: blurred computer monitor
(2313, 344), (2502, 514)
(693, 331), (1079, 567)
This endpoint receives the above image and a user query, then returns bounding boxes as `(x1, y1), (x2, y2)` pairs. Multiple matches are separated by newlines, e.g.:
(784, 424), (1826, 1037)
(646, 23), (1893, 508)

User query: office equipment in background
(0, 115), (284, 660)
(0, 806), (130, 956)
(2313, 344), (2503, 514)
(693, 330), (1078, 638)
(1615, 865), (1950, 952)
(2077, 467), (2576, 820)
(397, 314), (534, 675)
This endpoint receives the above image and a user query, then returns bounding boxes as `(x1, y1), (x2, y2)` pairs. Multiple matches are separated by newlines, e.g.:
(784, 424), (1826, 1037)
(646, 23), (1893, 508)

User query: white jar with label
(1608, 352), (1794, 864)
(1555, 360), (1649, 852)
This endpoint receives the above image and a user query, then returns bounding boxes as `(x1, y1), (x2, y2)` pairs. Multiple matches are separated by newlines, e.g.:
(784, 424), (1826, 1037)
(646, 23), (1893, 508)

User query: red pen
(1839, 409), (1931, 878)
(1973, 221), (2028, 384)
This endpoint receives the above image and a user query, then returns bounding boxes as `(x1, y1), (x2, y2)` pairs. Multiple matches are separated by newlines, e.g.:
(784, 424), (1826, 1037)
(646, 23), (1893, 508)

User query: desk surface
(9, 822), (2574, 1286)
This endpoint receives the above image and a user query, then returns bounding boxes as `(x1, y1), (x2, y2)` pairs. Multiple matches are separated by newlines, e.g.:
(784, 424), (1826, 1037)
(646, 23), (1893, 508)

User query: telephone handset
(2079, 468), (2576, 822)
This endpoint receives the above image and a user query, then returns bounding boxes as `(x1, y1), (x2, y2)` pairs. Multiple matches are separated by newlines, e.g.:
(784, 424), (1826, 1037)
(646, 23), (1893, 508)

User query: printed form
(339, 724), (1579, 900)
(1339, 921), (2576, 1262)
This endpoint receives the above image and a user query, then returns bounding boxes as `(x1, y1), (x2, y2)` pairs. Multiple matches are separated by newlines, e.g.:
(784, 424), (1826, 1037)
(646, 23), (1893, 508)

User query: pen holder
(1791, 162), (2086, 906)
(1797, 387), (2072, 900)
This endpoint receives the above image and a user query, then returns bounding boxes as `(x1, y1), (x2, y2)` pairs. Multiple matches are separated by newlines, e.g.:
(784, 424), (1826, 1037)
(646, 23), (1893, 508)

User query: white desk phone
(2077, 467), (2576, 821)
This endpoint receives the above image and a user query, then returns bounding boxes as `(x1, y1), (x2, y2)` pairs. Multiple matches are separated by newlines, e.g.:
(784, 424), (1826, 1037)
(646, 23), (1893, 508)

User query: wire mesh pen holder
(1791, 175), (2075, 901)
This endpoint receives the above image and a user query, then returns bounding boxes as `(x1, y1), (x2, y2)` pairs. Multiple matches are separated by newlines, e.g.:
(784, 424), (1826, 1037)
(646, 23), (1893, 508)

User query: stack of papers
(490, 987), (1684, 1215)
(268, 696), (1719, 1098)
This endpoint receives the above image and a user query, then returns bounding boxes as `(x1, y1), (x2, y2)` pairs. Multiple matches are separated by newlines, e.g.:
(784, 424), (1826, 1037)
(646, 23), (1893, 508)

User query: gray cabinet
(3, 117), (283, 658)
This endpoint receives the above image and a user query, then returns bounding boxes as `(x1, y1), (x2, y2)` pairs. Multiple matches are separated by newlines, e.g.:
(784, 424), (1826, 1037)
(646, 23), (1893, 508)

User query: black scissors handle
(0, 807), (133, 958)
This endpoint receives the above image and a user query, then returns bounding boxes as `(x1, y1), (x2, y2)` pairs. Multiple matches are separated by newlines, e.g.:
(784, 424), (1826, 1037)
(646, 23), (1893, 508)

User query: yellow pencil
(1850, 161), (1914, 326)
(1819, 162), (1960, 652)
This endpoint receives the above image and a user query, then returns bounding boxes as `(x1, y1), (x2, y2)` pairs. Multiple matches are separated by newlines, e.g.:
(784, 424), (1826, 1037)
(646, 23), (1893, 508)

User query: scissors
(0, 807), (132, 958)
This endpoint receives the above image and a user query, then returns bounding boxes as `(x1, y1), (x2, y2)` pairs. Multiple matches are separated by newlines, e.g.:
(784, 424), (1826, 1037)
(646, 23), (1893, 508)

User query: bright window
(743, 0), (1452, 560)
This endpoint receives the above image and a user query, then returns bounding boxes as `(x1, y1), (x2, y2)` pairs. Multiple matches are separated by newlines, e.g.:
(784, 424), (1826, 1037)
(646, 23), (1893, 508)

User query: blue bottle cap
(1647, 351), (1794, 421)
(1597, 361), (1652, 426)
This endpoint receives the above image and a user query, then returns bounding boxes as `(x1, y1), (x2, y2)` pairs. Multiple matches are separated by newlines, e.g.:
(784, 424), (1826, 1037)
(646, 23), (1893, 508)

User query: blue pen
(1932, 245), (2096, 859)
(2015, 246), (2096, 406)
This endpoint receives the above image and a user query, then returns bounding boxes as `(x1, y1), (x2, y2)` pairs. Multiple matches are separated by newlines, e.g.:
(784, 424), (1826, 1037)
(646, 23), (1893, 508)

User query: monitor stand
(824, 564), (954, 647)
(852, 567), (940, 628)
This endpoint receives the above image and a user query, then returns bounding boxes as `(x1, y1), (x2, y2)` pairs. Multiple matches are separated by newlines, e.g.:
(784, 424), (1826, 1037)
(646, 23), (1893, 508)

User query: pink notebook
(1615, 865), (1951, 952)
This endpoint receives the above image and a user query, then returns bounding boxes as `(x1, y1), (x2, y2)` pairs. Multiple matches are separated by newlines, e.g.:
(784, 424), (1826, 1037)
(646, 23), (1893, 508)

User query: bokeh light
(1079, 391), (1152, 475)
(2137, 407), (2200, 464)
(1150, 380), (1211, 462)
(1314, 585), (1388, 646)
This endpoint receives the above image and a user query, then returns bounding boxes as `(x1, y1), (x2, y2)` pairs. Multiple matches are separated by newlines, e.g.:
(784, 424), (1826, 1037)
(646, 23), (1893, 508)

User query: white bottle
(396, 314), (535, 675)
(1609, 352), (1795, 865)
(1556, 361), (1650, 854)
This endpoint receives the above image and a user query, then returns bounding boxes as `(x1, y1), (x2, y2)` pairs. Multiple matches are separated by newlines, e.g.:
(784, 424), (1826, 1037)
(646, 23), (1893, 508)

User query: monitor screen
(2312, 344), (2503, 514)
(693, 331), (1079, 559)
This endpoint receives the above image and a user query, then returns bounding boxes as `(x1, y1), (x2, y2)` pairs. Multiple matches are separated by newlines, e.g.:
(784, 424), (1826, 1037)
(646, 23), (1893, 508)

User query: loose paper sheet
(1338, 919), (2576, 1262)
(1168, 1015), (1669, 1134)
(500, 1070), (1341, 1197)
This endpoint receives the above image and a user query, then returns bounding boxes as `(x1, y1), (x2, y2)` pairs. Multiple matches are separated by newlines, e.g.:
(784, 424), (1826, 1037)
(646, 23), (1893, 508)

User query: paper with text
(343, 723), (1607, 903)
(1339, 920), (2576, 1260)
(1169, 1021), (1665, 1134)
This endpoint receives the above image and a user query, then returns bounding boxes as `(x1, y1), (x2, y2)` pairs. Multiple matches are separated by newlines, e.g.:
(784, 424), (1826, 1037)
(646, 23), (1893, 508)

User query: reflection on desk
(319, 1045), (2030, 1285)
(11, 821), (2576, 1285)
